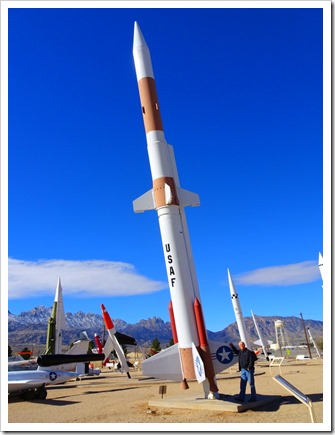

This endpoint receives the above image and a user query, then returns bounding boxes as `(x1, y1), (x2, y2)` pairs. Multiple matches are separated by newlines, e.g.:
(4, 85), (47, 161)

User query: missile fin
(191, 343), (206, 383)
(177, 188), (200, 208)
(141, 343), (183, 382)
(102, 336), (115, 361)
(208, 340), (238, 375)
(133, 189), (155, 212)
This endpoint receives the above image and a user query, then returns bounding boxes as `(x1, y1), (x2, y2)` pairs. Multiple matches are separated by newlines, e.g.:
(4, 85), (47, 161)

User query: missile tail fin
(177, 188), (200, 208)
(141, 343), (183, 382)
(208, 340), (239, 375)
(102, 336), (115, 363)
(133, 189), (155, 212)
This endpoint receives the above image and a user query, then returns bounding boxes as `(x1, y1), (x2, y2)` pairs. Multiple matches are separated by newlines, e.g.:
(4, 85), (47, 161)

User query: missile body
(307, 327), (321, 358)
(101, 304), (131, 378)
(133, 22), (218, 395)
(318, 252), (323, 282)
(251, 310), (269, 360)
(227, 269), (250, 348)
(94, 333), (103, 354)
(45, 277), (67, 354)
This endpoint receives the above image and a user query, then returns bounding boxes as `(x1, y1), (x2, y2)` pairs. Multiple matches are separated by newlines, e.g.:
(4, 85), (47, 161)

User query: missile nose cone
(133, 21), (154, 80)
(101, 304), (114, 330)
(133, 21), (148, 50)
(227, 268), (236, 296)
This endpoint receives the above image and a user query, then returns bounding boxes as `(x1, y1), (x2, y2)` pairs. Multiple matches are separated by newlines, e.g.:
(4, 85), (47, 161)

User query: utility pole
(300, 313), (312, 359)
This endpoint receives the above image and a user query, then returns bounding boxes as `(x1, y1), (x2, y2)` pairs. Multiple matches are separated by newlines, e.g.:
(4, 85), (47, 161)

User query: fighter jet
(8, 353), (105, 400)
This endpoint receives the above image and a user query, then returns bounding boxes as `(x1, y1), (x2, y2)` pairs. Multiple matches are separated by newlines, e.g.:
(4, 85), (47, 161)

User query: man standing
(230, 341), (257, 402)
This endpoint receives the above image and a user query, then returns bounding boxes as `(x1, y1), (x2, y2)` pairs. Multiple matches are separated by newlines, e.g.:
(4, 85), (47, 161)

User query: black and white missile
(227, 268), (250, 348)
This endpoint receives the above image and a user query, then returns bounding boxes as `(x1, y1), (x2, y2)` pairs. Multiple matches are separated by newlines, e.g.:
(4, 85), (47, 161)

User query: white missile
(307, 327), (321, 359)
(227, 269), (250, 348)
(45, 277), (67, 354)
(251, 310), (269, 360)
(318, 252), (323, 282)
(133, 21), (231, 397)
(101, 304), (130, 378)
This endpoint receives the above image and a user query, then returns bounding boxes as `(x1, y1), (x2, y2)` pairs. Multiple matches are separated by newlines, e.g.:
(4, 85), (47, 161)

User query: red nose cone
(101, 304), (114, 330)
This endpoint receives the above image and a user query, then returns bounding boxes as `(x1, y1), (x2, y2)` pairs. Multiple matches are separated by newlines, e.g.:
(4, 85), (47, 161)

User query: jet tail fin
(66, 339), (89, 355)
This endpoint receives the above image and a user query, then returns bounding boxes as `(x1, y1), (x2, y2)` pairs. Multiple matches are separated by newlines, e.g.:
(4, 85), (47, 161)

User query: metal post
(300, 313), (312, 359)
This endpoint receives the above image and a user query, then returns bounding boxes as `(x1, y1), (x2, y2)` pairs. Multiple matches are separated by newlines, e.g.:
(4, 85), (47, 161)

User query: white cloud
(8, 258), (167, 299)
(234, 260), (320, 286)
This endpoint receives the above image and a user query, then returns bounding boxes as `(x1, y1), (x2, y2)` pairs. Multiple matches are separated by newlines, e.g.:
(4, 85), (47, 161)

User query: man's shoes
(249, 397), (257, 402)
(234, 397), (244, 402)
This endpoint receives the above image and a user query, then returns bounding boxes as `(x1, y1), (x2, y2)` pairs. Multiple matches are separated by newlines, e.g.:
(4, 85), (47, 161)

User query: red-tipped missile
(100, 304), (130, 378)
(133, 21), (236, 398)
(101, 304), (115, 331)
(94, 333), (103, 354)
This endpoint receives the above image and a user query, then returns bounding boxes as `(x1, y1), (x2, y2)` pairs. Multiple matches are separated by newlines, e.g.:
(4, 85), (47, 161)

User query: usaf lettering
(165, 244), (176, 287)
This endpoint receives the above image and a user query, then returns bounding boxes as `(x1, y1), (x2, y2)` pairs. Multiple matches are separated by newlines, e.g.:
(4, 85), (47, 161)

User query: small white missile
(101, 304), (130, 378)
(251, 310), (269, 360)
(227, 269), (250, 348)
(46, 277), (67, 354)
(318, 252), (323, 282)
(307, 327), (321, 359)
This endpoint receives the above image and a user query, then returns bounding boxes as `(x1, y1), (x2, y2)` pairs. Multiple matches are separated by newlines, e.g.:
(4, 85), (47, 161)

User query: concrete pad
(148, 393), (280, 413)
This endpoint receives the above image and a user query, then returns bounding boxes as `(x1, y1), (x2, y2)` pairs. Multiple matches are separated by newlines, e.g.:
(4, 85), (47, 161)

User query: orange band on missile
(180, 347), (196, 380)
(153, 177), (179, 207)
(138, 77), (163, 133)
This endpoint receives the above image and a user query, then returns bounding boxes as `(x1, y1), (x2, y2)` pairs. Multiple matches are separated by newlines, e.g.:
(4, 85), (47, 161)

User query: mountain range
(8, 306), (323, 352)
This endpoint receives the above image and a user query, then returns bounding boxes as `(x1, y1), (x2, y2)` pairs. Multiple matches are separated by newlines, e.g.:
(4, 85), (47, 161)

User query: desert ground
(7, 359), (325, 430)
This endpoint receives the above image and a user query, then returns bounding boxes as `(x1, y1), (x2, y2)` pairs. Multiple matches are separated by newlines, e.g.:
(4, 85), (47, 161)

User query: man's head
(239, 341), (246, 350)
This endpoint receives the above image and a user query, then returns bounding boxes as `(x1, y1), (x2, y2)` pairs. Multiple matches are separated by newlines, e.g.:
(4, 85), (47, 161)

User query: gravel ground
(6, 359), (326, 430)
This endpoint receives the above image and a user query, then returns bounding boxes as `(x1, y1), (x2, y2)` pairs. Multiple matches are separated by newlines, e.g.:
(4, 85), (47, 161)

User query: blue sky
(4, 3), (330, 333)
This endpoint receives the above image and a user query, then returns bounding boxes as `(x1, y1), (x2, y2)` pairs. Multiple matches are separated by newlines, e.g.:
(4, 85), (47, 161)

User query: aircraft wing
(8, 380), (44, 393)
(115, 331), (137, 346)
